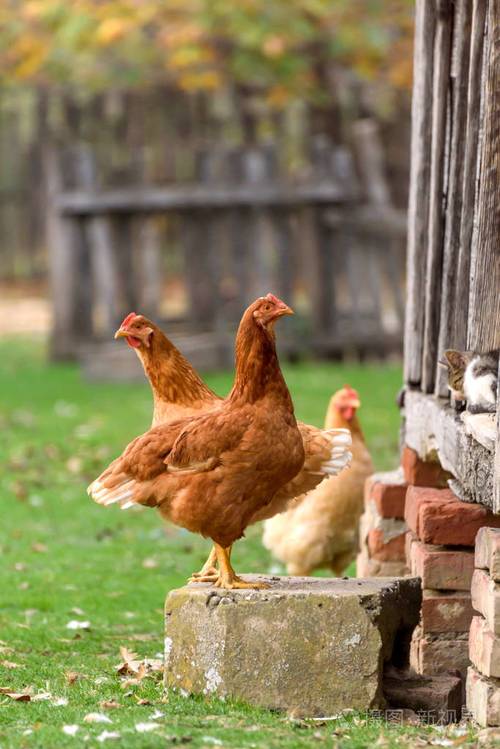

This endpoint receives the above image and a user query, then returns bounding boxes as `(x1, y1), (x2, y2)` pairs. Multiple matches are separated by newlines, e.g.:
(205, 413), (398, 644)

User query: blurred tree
(0, 0), (414, 104)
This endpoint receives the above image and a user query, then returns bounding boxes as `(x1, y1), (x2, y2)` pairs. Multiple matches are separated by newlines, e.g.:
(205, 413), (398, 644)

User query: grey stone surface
(164, 575), (421, 716)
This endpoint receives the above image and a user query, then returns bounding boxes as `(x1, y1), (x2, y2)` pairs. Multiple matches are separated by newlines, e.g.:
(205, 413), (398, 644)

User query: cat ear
(443, 349), (470, 371)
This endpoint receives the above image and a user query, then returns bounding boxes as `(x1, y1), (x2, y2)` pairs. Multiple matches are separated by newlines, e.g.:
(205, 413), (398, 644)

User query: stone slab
(471, 569), (500, 636)
(410, 540), (474, 591)
(466, 666), (500, 727)
(470, 616), (500, 679)
(164, 575), (421, 717)
(476, 528), (500, 582)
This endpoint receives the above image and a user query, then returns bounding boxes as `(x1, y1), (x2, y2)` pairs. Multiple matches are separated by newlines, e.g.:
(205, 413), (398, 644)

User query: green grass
(0, 340), (475, 747)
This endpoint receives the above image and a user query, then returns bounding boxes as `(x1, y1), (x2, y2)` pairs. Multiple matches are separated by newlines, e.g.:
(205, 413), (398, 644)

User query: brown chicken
(262, 386), (373, 576)
(88, 295), (308, 589)
(113, 310), (352, 578)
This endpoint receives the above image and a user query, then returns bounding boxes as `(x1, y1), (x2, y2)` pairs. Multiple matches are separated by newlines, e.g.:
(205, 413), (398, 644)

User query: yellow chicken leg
(213, 543), (269, 590)
(189, 546), (219, 582)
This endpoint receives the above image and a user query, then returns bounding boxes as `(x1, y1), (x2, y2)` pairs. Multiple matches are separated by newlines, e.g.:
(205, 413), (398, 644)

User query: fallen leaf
(96, 730), (121, 742)
(32, 691), (52, 701)
(142, 558), (158, 569)
(70, 607), (85, 616)
(53, 697), (69, 706)
(65, 671), (81, 685)
(0, 687), (31, 701)
(121, 663), (147, 688)
(1, 660), (20, 669)
(32, 542), (47, 553)
(84, 712), (113, 724)
(66, 620), (90, 631)
(100, 700), (121, 710)
(136, 698), (152, 705)
(62, 725), (79, 736)
(135, 722), (161, 733)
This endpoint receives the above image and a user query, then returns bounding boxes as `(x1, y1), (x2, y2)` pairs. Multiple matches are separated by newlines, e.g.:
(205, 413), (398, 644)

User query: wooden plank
(435, 0), (473, 396)
(56, 182), (353, 214)
(404, 390), (495, 509)
(46, 144), (93, 359)
(421, 0), (453, 392)
(404, 0), (436, 386)
(467, 0), (500, 351)
(136, 217), (162, 320)
(454, 0), (488, 352)
(494, 359), (500, 513)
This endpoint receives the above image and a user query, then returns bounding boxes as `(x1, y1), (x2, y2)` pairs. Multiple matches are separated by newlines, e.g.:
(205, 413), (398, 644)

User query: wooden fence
(403, 0), (499, 510)
(48, 134), (406, 369)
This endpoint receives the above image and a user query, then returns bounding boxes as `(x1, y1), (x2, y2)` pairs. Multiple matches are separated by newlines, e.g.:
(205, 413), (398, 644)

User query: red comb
(265, 293), (284, 305)
(120, 312), (137, 328)
(343, 384), (358, 396)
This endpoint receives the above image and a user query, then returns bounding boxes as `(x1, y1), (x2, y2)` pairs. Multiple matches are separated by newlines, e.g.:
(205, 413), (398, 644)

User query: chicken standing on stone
(89, 295), (306, 589)
(262, 386), (373, 576)
(112, 309), (352, 579)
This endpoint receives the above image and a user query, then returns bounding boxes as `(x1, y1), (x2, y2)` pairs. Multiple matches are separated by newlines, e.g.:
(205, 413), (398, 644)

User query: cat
(441, 348), (499, 414)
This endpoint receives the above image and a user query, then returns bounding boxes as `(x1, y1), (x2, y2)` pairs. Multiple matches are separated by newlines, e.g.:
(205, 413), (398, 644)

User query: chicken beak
(114, 327), (129, 340)
(276, 303), (294, 317)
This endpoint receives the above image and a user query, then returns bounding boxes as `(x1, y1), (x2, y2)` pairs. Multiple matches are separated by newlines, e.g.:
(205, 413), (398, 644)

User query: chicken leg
(211, 543), (269, 590)
(189, 546), (218, 582)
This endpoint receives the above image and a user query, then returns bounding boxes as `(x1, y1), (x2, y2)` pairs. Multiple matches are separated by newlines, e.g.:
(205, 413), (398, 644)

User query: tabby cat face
(440, 349), (473, 400)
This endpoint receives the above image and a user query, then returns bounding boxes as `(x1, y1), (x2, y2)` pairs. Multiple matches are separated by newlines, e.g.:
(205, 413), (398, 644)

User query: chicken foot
(212, 543), (269, 590)
(189, 546), (219, 582)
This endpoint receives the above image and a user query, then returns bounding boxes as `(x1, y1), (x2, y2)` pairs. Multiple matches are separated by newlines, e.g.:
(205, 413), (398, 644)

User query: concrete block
(470, 616), (500, 679)
(476, 528), (500, 582)
(471, 569), (500, 636)
(421, 590), (474, 634)
(164, 576), (421, 716)
(410, 540), (474, 591)
(466, 666), (500, 727)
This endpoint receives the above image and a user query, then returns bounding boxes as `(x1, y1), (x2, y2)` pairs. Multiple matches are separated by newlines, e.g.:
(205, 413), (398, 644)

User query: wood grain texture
(494, 359), (500, 513)
(467, 0), (500, 351)
(435, 0), (473, 396)
(422, 0), (452, 393)
(404, 0), (436, 386)
(454, 0), (488, 352)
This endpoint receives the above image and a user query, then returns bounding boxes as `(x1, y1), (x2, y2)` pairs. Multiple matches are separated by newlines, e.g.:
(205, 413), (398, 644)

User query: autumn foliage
(0, 0), (414, 101)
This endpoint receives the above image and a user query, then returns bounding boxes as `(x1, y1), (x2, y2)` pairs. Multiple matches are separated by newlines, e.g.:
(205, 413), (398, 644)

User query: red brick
(405, 487), (500, 546)
(404, 487), (456, 539)
(364, 470), (408, 519)
(356, 550), (408, 578)
(469, 616), (500, 679)
(475, 528), (500, 582)
(367, 529), (406, 562)
(401, 446), (451, 488)
(410, 540), (474, 591)
(410, 625), (470, 676)
(421, 590), (474, 634)
(471, 569), (500, 635)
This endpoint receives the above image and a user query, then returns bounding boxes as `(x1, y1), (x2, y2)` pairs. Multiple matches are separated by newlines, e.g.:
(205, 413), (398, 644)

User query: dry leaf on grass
(66, 620), (90, 631)
(1, 660), (20, 669)
(84, 712), (113, 724)
(0, 687), (32, 701)
(65, 671), (82, 685)
(100, 700), (121, 710)
(136, 698), (152, 705)
(135, 722), (161, 733)
(62, 725), (79, 736)
(31, 542), (47, 553)
(96, 730), (121, 742)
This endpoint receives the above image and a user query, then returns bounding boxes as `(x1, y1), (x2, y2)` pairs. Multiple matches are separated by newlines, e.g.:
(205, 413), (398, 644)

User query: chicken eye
(264, 304), (272, 312)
